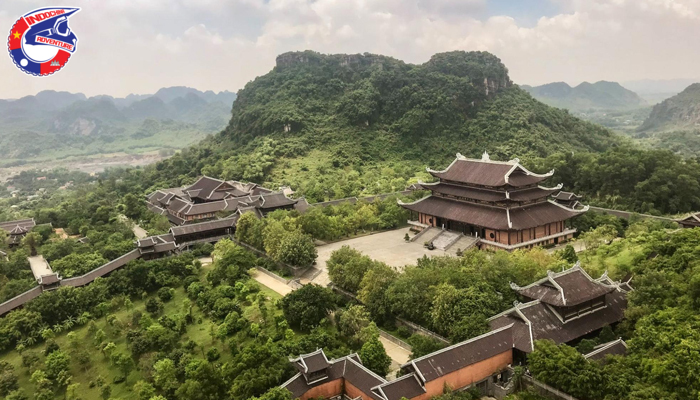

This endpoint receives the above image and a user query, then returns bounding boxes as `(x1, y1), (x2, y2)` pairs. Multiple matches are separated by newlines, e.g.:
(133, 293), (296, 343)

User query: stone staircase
(432, 230), (462, 250)
(449, 235), (480, 253)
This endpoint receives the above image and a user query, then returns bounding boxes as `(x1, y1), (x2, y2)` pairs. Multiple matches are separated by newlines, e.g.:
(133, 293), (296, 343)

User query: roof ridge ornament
(481, 151), (490, 161)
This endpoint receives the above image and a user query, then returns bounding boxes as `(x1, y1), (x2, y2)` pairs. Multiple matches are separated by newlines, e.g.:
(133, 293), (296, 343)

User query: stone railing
(589, 206), (674, 222)
(62, 249), (142, 287)
(378, 329), (412, 351)
(255, 265), (292, 285)
(521, 373), (579, 400)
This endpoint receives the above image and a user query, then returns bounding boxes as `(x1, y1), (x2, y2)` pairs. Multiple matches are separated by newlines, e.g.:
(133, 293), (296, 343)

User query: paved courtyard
(303, 227), (464, 286)
(28, 255), (53, 279)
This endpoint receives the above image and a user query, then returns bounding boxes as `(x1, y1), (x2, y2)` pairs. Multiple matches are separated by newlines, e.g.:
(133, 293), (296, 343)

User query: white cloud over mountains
(1, 0), (698, 98)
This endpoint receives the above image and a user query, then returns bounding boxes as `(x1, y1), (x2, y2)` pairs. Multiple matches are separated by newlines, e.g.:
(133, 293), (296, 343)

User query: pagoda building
(400, 153), (587, 251)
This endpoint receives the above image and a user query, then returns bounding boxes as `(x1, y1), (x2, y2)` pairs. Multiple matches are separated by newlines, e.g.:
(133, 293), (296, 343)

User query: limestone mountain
(223, 50), (615, 162)
(521, 81), (647, 111)
(638, 83), (700, 131)
(142, 50), (619, 202)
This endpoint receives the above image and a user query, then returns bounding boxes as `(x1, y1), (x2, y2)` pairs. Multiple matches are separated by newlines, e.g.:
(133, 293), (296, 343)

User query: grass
(578, 239), (643, 279)
(0, 266), (285, 400)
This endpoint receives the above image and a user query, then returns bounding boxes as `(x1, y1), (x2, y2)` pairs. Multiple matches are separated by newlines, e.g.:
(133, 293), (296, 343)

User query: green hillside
(138, 50), (618, 202)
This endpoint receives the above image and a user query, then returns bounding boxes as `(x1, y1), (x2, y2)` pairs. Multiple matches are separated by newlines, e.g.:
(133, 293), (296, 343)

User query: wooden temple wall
(410, 350), (513, 400)
(417, 213), (570, 248)
(296, 379), (343, 400)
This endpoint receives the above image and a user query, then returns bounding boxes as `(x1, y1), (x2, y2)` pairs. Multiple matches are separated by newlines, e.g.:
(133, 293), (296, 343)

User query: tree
(327, 246), (374, 293)
(22, 232), (43, 256)
(100, 384), (111, 400)
(112, 353), (134, 383)
(208, 239), (256, 285)
(559, 244), (578, 264)
(5, 389), (29, 400)
(133, 380), (157, 400)
(358, 335), (391, 377)
(429, 283), (500, 339)
(65, 383), (83, 400)
(153, 358), (179, 394)
(280, 284), (337, 332)
(44, 350), (70, 380)
(146, 298), (164, 315)
(250, 387), (295, 400)
(337, 305), (371, 344)
(275, 231), (317, 267)
(358, 262), (398, 323)
(0, 363), (19, 396)
(234, 213), (265, 250)
(407, 334), (445, 359)
(528, 340), (606, 400)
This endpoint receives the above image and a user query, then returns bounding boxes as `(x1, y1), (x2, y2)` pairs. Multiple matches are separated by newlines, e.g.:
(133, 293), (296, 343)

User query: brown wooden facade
(402, 153), (586, 251)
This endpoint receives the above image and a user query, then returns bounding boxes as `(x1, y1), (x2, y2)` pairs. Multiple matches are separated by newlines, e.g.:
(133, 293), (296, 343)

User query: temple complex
(282, 263), (630, 400)
(0, 218), (36, 248)
(400, 153), (587, 251)
(146, 176), (298, 225)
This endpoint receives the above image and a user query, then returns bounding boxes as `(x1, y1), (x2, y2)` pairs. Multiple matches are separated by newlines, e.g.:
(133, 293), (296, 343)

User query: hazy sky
(2, 0), (699, 98)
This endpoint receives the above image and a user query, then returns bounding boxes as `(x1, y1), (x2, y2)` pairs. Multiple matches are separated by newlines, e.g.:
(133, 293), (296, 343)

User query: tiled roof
(400, 196), (585, 231)
(512, 264), (616, 306)
(185, 176), (225, 200)
(283, 352), (384, 400)
(292, 349), (331, 373)
(170, 216), (238, 237)
(402, 324), (514, 383)
(372, 372), (426, 400)
(489, 291), (627, 353)
(584, 339), (628, 362)
(427, 153), (553, 188)
(0, 218), (36, 233)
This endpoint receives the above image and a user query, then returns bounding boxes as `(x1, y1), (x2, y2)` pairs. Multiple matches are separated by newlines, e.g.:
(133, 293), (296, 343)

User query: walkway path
(380, 336), (411, 380)
(28, 255), (53, 279)
(250, 270), (292, 296)
(132, 224), (148, 239)
(249, 261), (410, 372)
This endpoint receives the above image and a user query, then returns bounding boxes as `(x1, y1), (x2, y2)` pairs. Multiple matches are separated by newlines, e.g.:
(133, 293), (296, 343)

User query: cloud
(1, 0), (699, 98)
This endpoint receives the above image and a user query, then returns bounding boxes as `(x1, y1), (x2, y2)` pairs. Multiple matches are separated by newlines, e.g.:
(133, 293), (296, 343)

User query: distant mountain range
(621, 79), (698, 104)
(521, 81), (647, 111)
(0, 87), (237, 164)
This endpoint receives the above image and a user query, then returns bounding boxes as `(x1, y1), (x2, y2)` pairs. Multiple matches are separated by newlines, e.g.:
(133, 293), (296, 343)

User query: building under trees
(146, 176), (298, 225)
(282, 263), (630, 400)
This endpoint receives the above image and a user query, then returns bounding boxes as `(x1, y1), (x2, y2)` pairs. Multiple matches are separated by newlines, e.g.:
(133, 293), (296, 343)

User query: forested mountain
(132, 51), (619, 203)
(521, 81), (647, 111)
(639, 83), (700, 131)
(226, 51), (615, 160)
(114, 50), (700, 216)
(0, 88), (237, 165)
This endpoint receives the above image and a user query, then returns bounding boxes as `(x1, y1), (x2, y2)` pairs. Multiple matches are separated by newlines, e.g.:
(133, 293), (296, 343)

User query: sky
(1, 0), (700, 98)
